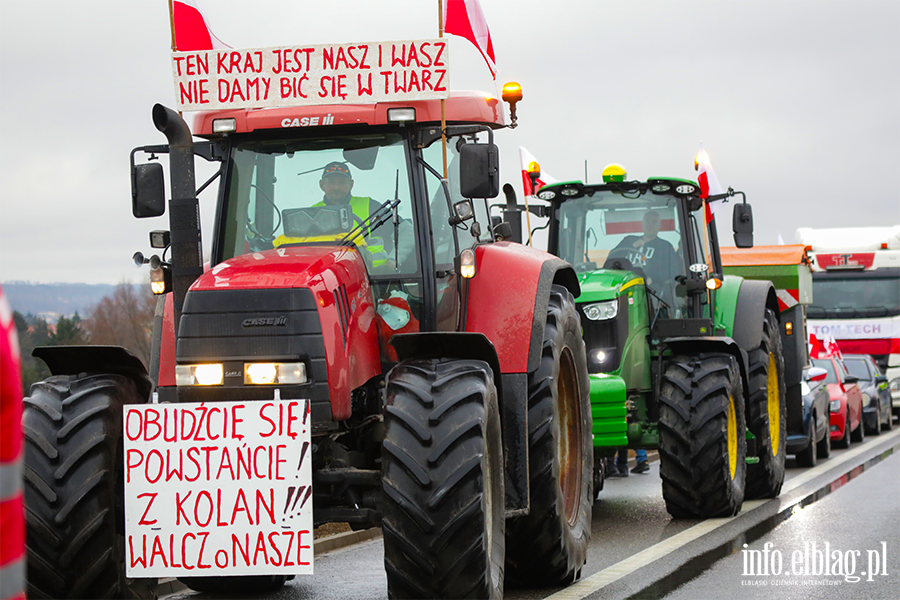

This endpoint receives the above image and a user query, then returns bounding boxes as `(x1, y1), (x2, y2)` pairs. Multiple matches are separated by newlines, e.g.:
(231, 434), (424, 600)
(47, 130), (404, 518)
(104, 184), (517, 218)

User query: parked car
(788, 366), (831, 466)
(890, 374), (900, 419)
(843, 354), (894, 434)
(811, 354), (865, 448)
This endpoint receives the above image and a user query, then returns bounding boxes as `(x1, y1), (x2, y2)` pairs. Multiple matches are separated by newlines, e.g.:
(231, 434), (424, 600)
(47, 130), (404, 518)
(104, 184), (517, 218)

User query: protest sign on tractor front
(172, 39), (449, 111)
(124, 400), (314, 577)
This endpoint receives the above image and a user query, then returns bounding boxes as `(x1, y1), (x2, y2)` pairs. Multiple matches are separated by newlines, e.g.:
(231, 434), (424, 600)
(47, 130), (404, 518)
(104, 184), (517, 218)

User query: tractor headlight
(244, 362), (307, 385)
(176, 363), (224, 386)
(591, 349), (615, 365)
(830, 399), (841, 412)
(583, 300), (618, 321)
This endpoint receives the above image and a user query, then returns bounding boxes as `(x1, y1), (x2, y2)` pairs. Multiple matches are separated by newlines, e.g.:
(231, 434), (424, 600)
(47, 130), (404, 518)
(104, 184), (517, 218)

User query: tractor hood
(577, 269), (643, 302)
(189, 245), (369, 292)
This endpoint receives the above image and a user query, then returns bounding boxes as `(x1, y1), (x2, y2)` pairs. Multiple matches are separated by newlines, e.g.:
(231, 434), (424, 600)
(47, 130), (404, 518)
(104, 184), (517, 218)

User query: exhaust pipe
(502, 183), (523, 244)
(152, 104), (203, 335)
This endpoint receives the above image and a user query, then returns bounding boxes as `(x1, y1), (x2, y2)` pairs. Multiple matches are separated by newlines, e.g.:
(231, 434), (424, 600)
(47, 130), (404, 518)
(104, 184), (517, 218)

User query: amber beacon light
(502, 82), (523, 128)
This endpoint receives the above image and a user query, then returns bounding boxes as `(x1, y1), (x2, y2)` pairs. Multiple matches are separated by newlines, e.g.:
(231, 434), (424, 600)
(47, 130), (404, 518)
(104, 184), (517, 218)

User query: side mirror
(459, 143), (500, 199)
(843, 374), (859, 385)
(132, 162), (166, 218)
(733, 203), (754, 248)
(807, 367), (828, 383)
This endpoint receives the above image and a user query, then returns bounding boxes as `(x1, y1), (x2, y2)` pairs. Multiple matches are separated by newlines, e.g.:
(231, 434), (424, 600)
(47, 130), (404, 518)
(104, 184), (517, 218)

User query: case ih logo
(242, 317), (288, 327)
(818, 253), (875, 270)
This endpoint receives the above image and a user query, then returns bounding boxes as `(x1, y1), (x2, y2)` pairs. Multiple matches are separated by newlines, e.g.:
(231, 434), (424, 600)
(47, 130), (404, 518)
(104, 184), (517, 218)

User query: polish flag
(520, 147), (558, 197)
(808, 334), (820, 359)
(173, 0), (230, 52)
(695, 142), (725, 224)
(444, 0), (496, 79)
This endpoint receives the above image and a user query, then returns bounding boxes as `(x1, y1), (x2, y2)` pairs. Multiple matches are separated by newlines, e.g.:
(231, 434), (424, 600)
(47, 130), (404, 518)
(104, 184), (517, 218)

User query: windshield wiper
(340, 199), (400, 247)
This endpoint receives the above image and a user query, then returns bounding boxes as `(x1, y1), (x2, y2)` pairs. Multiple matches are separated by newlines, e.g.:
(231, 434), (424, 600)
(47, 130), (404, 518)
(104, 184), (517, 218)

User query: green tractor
(514, 164), (790, 518)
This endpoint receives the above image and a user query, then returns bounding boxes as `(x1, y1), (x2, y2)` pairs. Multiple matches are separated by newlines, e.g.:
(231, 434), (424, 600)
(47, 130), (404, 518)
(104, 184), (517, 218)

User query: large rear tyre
(23, 374), (157, 599)
(505, 285), (593, 587)
(382, 359), (505, 599)
(745, 309), (787, 499)
(659, 354), (747, 518)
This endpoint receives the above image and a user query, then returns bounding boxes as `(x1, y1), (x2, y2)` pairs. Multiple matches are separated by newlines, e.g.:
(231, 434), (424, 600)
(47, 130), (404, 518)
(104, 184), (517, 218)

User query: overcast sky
(1, 0), (898, 285)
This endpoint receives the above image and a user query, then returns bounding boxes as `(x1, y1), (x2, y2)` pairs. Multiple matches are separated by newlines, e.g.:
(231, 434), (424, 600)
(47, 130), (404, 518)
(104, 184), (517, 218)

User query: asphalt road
(164, 425), (900, 600)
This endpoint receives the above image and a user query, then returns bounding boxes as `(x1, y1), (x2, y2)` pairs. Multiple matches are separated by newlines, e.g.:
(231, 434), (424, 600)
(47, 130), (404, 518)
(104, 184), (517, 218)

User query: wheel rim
(727, 394), (738, 480)
(556, 347), (582, 525)
(767, 352), (780, 456)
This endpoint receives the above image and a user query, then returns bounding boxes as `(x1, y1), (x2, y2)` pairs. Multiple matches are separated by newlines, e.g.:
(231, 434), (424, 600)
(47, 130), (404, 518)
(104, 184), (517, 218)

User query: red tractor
(22, 89), (593, 598)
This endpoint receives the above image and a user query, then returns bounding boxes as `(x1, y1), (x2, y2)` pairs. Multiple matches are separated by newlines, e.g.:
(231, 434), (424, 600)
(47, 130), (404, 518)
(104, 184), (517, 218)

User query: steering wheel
(603, 248), (635, 271)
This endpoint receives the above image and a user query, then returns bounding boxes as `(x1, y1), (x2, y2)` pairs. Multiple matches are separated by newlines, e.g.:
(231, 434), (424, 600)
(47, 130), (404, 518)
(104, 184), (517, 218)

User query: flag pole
(438, 0), (449, 180)
(168, 0), (177, 52)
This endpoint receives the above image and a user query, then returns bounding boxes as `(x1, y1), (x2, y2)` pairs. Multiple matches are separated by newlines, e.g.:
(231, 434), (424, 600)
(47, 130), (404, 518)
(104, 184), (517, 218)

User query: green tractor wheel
(744, 309), (787, 499)
(659, 354), (747, 519)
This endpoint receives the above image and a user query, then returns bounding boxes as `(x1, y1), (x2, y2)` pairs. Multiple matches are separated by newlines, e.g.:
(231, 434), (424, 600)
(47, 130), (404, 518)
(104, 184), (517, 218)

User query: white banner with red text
(124, 400), (314, 577)
(172, 40), (449, 111)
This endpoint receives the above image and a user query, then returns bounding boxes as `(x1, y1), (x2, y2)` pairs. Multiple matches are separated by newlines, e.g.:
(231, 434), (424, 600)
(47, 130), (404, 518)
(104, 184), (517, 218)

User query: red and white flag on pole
(172, 0), (230, 52)
(444, 0), (496, 79)
(520, 147), (558, 197)
(695, 142), (725, 224)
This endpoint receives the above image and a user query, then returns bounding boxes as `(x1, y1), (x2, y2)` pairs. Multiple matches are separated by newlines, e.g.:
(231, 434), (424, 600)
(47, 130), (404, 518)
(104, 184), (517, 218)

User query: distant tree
(14, 311), (51, 394)
(84, 283), (157, 368)
(50, 313), (89, 346)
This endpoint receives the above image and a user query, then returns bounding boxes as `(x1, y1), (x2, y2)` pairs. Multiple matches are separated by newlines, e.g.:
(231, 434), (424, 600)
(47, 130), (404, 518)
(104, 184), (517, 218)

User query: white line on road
(545, 428), (900, 600)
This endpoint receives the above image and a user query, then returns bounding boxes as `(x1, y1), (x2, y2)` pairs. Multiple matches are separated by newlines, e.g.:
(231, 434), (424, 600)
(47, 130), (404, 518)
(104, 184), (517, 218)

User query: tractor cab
(539, 167), (721, 331)
(131, 91), (515, 355)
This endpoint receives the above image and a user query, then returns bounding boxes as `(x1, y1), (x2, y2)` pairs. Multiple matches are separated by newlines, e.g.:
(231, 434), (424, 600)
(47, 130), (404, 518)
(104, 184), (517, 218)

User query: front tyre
(745, 309), (787, 499)
(382, 359), (505, 599)
(23, 374), (156, 600)
(659, 354), (747, 518)
(505, 285), (593, 587)
(795, 419), (817, 468)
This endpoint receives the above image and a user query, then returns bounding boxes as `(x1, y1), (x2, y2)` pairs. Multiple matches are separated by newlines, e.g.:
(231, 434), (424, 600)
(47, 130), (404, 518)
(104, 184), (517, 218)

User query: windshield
(843, 357), (873, 381)
(557, 190), (689, 307)
(808, 270), (900, 318)
(219, 132), (417, 276)
(810, 358), (838, 384)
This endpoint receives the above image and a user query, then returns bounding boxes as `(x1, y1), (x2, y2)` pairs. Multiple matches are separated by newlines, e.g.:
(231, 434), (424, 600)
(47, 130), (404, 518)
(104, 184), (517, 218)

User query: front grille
(176, 288), (331, 419)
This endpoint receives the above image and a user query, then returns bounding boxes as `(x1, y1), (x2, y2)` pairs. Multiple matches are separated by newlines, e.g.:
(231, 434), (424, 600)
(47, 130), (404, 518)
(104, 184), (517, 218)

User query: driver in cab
(274, 162), (413, 271)
(612, 209), (681, 289)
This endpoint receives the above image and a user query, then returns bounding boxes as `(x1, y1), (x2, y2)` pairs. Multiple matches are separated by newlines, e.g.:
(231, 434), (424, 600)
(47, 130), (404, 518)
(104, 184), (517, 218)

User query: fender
(466, 242), (580, 375)
(731, 279), (779, 352)
(663, 336), (751, 401)
(390, 331), (532, 514)
(33, 345), (153, 401)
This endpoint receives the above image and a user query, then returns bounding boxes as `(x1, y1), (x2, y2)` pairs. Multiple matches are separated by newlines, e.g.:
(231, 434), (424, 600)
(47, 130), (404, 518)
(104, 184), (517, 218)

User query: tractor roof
(191, 90), (503, 136)
(536, 178), (701, 206)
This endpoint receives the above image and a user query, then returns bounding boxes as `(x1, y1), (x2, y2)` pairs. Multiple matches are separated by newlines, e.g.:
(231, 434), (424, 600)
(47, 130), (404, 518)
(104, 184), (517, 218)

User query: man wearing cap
(275, 161), (413, 272)
(318, 162), (413, 270)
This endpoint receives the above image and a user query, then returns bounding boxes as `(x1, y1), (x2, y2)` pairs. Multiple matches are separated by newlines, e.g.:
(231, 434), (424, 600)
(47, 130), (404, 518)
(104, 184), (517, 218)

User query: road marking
(546, 427), (900, 600)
